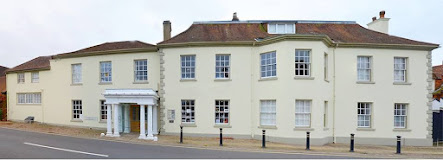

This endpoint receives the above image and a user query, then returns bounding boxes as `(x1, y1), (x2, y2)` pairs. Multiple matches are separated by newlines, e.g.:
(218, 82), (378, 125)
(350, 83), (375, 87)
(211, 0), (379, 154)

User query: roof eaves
(54, 47), (158, 59)
(337, 43), (439, 51)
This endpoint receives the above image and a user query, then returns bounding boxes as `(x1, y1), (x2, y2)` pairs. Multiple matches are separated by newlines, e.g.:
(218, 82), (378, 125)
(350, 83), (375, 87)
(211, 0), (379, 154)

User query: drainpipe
(332, 43), (338, 143)
(250, 41), (256, 139)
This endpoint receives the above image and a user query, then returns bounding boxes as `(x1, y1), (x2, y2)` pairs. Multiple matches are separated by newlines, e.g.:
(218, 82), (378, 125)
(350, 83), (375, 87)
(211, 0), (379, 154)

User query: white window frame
(215, 100), (229, 124)
(215, 54), (230, 79)
(31, 72), (39, 83)
(72, 100), (82, 120)
(357, 102), (372, 128)
(100, 61), (112, 83)
(394, 57), (407, 82)
(71, 64), (82, 84)
(17, 73), (25, 83)
(100, 100), (107, 121)
(181, 55), (196, 79)
(295, 50), (311, 76)
(260, 100), (276, 126)
(260, 52), (277, 78)
(295, 100), (311, 127)
(357, 56), (372, 82)
(134, 59), (148, 82)
(181, 100), (195, 123)
(17, 93), (41, 104)
(268, 23), (295, 34)
(394, 103), (408, 128)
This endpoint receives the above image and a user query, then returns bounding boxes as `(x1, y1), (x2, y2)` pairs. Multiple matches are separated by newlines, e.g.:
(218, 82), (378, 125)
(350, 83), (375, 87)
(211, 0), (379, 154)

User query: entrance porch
(103, 89), (158, 141)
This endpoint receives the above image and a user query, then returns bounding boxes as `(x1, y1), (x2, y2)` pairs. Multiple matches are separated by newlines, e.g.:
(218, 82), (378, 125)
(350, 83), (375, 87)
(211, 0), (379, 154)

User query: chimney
(367, 10), (390, 34)
(232, 12), (239, 21)
(163, 20), (171, 41)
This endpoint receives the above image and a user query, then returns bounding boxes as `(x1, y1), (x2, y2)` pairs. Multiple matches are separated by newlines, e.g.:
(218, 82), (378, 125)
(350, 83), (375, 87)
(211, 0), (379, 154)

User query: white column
(147, 105), (154, 139)
(139, 105), (146, 139)
(153, 105), (158, 135)
(105, 104), (113, 136)
(124, 105), (130, 133)
(113, 104), (120, 137)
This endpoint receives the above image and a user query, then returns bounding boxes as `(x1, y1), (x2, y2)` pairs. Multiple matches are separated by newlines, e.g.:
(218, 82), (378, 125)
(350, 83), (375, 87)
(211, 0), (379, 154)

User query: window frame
(295, 99), (312, 128)
(181, 100), (195, 124)
(100, 61), (112, 83)
(134, 59), (148, 82)
(31, 72), (39, 83)
(357, 102), (372, 128)
(72, 100), (83, 121)
(17, 93), (41, 104)
(215, 54), (231, 79)
(215, 100), (230, 125)
(17, 73), (25, 83)
(267, 23), (296, 34)
(181, 55), (196, 79)
(324, 101), (328, 128)
(295, 49), (311, 77)
(394, 57), (407, 83)
(260, 100), (277, 126)
(357, 56), (372, 82)
(324, 53), (328, 81)
(260, 51), (277, 78)
(71, 63), (82, 84)
(99, 100), (107, 122)
(394, 103), (408, 129)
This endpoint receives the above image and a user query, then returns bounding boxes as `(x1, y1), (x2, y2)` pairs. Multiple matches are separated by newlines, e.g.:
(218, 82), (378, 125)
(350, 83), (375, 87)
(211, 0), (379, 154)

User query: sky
(0, 0), (442, 68)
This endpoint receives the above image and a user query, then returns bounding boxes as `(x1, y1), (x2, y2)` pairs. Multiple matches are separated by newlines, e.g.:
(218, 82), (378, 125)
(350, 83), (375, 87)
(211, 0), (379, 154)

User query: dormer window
(268, 23), (295, 34)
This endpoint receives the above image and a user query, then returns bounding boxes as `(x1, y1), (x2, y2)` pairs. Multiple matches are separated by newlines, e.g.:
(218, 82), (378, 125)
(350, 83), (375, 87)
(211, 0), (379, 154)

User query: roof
(7, 56), (52, 73)
(0, 66), (8, 77)
(56, 41), (156, 58)
(159, 22), (438, 47)
(434, 65), (443, 79)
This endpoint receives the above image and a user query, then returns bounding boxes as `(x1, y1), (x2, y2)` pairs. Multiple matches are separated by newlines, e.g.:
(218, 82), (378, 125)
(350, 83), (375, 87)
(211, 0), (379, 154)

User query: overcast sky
(0, 0), (442, 68)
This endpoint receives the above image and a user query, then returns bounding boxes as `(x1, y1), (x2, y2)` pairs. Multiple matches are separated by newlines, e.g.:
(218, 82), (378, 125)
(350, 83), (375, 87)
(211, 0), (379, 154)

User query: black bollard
(350, 133), (355, 152)
(396, 136), (401, 154)
(220, 128), (223, 146)
(262, 130), (266, 148)
(180, 126), (183, 144)
(306, 132), (310, 150)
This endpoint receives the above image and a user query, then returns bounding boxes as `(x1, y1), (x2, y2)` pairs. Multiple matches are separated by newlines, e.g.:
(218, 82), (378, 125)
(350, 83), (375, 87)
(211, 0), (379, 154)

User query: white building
(6, 11), (439, 146)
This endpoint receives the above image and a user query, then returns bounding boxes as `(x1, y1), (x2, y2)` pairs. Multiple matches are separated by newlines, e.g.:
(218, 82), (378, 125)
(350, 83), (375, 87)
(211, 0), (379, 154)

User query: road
(0, 127), (356, 159)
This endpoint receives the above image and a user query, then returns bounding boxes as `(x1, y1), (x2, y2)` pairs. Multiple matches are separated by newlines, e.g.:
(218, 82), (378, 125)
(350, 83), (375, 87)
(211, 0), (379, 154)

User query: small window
(394, 104), (407, 128)
(17, 93), (41, 104)
(31, 72), (39, 83)
(260, 100), (276, 126)
(324, 53), (328, 80)
(260, 52), (277, 78)
(268, 23), (295, 34)
(295, 50), (311, 76)
(357, 102), (372, 128)
(100, 100), (107, 121)
(17, 73), (25, 83)
(72, 100), (82, 120)
(100, 62), (112, 83)
(134, 60), (148, 82)
(295, 100), (311, 127)
(394, 57), (407, 82)
(215, 100), (229, 124)
(357, 56), (372, 82)
(215, 55), (230, 79)
(72, 64), (82, 84)
(324, 101), (328, 128)
(181, 100), (195, 123)
(181, 55), (196, 79)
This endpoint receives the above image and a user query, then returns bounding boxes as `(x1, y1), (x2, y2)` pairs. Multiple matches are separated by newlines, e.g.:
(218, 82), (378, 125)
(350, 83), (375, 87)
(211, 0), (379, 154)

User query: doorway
(129, 105), (147, 132)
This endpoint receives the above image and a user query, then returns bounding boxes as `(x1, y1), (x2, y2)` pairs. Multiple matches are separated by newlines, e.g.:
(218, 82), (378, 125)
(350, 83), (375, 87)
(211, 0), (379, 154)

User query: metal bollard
(180, 126), (183, 144)
(220, 128), (223, 146)
(306, 132), (310, 150)
(350, 133), (355, 152)
(262, 130), (266, 148)
(396, 136), (401, 154)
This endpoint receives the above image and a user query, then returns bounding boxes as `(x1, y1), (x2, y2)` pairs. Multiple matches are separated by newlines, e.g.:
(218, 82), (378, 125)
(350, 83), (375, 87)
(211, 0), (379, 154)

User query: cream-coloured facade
(6, 12), (439, 146)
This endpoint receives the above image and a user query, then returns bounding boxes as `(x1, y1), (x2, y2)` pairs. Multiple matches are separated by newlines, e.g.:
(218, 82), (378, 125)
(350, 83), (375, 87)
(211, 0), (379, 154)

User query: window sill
(70, 119), (83, 122)
(393, 82), (412, 85)
(293, 127), (314, 131)
(133, 81), (149, 84)
(356, 81), (375, 84)
(214, 124), (232, 128)
(99, 120), (107, 123)
(294, 76), (314, 80)
(323, 128), (330, 131)
(181, 123), (197, 127)
(98, 82), (113, 85)
(258, 77), (278, 81)
(356, 128), (376, 131)
(180, 79), (197, 82)
(71, 83), (83, 86)
(393, 128), (411, 132)
(214, 78), (231, 82)
(258, 125), (277, 129)
(324, 79), (330, 83)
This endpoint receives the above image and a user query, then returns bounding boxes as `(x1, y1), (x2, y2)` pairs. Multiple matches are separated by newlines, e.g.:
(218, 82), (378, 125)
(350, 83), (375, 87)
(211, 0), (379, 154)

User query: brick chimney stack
(232, 12), (239, 21)
(163, 20), (171, 41)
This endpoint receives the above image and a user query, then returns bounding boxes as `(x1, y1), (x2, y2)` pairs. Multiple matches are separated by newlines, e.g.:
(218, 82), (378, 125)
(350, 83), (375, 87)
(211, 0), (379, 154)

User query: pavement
(0, 127), (357, 159)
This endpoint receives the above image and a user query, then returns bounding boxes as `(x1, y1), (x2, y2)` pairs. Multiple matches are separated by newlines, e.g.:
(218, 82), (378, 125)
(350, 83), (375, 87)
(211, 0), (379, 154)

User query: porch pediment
(103, 89), (158, 105)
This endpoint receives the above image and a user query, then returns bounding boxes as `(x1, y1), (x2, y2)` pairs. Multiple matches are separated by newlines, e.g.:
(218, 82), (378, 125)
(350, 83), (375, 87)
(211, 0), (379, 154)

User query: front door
(129, 105), (147, 132)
